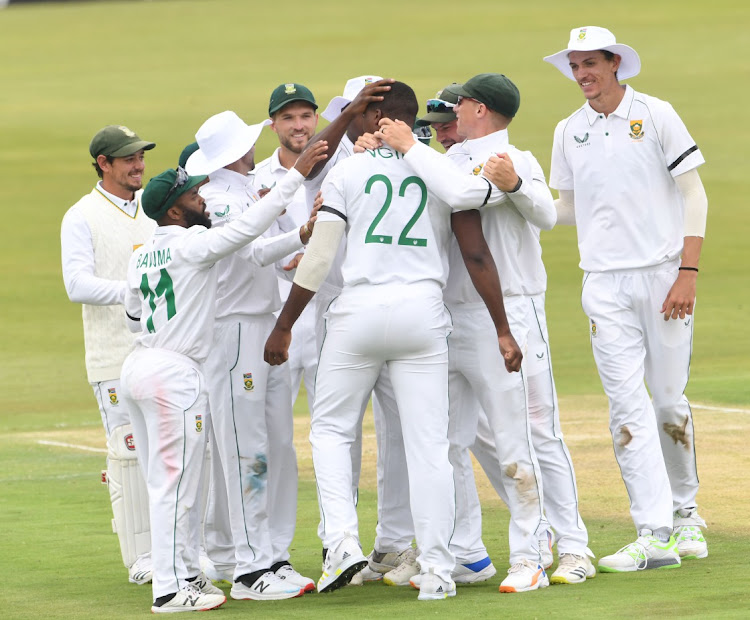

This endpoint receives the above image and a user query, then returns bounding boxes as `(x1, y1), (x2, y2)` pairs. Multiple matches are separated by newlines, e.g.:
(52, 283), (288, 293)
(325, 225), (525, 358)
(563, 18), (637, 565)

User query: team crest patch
(124, 433), (136, 451)
(285, 83), (296, 94)
(195, 414), (203, 433)
(108, 387), (119, 406)
(629, 120), (645, 140)
(118, 125), (136, 138)
(364, 77), (374, 85)
(591, 319), (598, 338)
(578, 28), (588, 40)
(472, 163), (484, 176)
(243, 373), (254, 392)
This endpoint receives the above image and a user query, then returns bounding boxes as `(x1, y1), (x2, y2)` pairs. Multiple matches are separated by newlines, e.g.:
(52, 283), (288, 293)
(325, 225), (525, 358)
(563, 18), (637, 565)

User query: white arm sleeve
(61, 209), (127, 305)
(292, 220), (345, 292)
(403, 141), (507, 209)
(675, 168), (707, 237)
(504, 153), (556, 230)
(554, 189), (576, 226)
(184, 168), (305, 265)
(235, 228), (303, 266)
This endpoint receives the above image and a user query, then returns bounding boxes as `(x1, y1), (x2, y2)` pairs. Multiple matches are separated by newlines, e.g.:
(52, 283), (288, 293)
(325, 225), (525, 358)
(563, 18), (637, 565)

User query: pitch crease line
(692, 403), (750, 415)
(37, 440), (107, 453)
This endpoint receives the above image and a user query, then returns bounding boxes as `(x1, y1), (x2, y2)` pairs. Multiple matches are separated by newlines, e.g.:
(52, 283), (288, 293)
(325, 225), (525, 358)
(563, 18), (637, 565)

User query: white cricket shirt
(318, 145), (454, 289)
(550, 85), (705, 272)
(125, 169), (304, 363)
(200, 167), (304, 318)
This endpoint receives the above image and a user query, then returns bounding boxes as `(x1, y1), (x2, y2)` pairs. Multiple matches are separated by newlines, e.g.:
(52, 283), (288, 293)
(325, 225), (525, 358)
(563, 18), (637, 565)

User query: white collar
(95, 182), (139, 217)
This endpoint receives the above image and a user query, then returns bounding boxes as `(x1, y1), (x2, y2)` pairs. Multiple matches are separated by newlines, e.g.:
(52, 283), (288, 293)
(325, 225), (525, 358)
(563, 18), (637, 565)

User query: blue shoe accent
(461, 556), (492, 573)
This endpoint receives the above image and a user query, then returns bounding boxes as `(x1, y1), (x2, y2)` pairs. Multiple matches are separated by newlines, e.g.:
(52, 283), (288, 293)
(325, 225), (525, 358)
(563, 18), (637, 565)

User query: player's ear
(97, 154), (112, 172)
(165, 204), (183, 223)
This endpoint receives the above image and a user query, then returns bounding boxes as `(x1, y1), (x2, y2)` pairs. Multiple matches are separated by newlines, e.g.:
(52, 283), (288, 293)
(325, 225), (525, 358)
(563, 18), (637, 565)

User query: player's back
(321, 145), (452, 290)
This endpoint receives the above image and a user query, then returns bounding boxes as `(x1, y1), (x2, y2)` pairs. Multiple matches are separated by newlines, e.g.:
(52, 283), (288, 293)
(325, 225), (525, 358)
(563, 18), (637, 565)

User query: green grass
(0, 0), (748, 617)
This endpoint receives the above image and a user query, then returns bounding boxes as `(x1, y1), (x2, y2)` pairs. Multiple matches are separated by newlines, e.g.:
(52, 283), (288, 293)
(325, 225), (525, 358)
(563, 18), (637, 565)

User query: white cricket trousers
(581, 263), (699, 532)
(472, 294), (590, 557)
(447, 298), (545, 566)
(288, 303), (318, 414)
(203, 315), (297, 576)
(312, 283), (456, 581)
(120, 347), (207, 600)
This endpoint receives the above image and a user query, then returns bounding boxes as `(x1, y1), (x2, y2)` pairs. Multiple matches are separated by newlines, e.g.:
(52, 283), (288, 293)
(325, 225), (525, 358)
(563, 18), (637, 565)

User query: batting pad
(105, 423), (151, 568)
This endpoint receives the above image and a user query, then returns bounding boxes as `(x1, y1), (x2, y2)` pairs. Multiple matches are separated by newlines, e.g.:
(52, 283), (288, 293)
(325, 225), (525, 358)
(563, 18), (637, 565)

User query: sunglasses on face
(426, 98), (456, 114)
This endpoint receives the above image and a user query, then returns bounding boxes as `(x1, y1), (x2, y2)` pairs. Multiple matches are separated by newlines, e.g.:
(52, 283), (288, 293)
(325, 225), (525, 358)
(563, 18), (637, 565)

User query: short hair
(367, 81), (418, 127)
(92, 155), (114, 179)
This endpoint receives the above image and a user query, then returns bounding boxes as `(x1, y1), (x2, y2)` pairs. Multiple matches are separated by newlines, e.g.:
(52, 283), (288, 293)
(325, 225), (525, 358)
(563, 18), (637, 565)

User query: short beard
(279, 134), (308, 155)
(184, 209), (212, 229)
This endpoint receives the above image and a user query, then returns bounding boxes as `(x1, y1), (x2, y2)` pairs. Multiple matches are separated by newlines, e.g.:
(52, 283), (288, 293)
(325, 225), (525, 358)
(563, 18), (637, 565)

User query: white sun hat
(186, 111), (271, 175)
(543, 26), (641, 81)
(321, 75), (384, 122)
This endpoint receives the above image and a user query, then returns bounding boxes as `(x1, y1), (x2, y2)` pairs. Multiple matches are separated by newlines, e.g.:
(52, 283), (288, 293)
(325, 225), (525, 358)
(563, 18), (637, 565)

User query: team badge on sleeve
(590, 319), (598, 338)
(629, 120), (644, 141)
(243, 373), (254, 392)
(195, 414), (203, 433)
(108, 387), (119, 406)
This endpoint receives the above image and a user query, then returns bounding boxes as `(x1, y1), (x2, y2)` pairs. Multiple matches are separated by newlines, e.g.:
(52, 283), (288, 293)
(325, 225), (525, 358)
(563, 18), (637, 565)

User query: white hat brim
(321, 96), (350, 122)
(186, 120), (271, 176)
(543, 43), (641, 81)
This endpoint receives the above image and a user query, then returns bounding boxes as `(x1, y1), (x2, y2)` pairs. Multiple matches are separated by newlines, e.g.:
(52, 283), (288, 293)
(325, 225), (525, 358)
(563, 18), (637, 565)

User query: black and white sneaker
(151, 584), (226, 613)
(231, 569), (304, 601)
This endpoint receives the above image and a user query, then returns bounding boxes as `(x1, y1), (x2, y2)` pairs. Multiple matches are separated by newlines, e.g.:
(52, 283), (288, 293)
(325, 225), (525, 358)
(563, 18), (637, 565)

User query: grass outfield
(0, 0), (748, 617)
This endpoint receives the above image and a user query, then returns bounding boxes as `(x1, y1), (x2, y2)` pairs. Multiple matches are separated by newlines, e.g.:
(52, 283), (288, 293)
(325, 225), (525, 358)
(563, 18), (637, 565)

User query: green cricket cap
(446, 74), (520, 118)
(178, 142), (199, 169)
(415, 84), (460, 126)
(268, 83), (318, 116)
(89, 125), (156, 159)
(142, 168), (207, 221)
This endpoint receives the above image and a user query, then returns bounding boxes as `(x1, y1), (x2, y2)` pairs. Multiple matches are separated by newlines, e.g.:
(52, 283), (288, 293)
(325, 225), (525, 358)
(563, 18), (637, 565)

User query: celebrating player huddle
(61, 25), (709, 613)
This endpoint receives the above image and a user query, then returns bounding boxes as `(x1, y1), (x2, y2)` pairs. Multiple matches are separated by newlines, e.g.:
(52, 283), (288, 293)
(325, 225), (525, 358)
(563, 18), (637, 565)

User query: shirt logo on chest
(574, 132), (590, 147)
(214, 205), (230, 219)
(629, 120), (645, 141)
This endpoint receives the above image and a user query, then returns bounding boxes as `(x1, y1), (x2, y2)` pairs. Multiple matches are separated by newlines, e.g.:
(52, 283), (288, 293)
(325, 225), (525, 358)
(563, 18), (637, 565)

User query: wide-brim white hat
(321, 75), (383, 122)
(186, 111), (271, 175)
(543, 26), (640, 81)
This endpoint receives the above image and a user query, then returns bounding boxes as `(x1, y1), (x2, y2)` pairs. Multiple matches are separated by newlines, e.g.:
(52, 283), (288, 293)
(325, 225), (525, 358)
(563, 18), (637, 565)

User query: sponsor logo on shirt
(214, 205), (230, 219)
(574, 132), (590, 148)
(629, 120), (645, 141)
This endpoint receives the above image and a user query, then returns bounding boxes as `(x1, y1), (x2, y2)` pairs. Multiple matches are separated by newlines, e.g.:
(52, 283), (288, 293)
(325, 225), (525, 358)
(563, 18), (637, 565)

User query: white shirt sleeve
(505, 151), (557, 230)
(549, 118), (574, 191)
(60, 208), (127, 305)
(402, 141), (507, 210)
(235, 228), (303, 267)
(183, 168), (305, 266)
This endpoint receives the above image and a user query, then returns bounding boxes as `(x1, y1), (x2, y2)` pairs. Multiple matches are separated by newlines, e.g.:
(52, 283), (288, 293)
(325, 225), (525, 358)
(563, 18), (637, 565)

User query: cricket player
(186, 110), (317, 599)
(265, 81), (522, 601)
(61, 125), (155, 585)
(120, 140), (326, 613)
(379, 73), (592, 592)
(544, 26), (708, 572)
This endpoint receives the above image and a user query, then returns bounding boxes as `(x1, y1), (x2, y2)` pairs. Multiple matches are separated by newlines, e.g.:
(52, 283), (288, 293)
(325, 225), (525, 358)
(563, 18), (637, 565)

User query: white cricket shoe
(128, 554), (152, 585)
(231, 571), (304, 600)
(318, 534), (368, 593)
(383, 547), (419, 586)
(189, 572), (224, 596)
(540, 529), (555, 570)
(453, 556), (497, 584)
(550, 554), (596, 584)
(274, 563), (315, 593)
(673, 509), (708, 559)
(357, 565), (383, 582)
(416, 568), (456, 601)
(199, 554), (234, 583)
(598, 531), (681, 572)
(151, 584), (226, 613)
(499, 559), (549, 593)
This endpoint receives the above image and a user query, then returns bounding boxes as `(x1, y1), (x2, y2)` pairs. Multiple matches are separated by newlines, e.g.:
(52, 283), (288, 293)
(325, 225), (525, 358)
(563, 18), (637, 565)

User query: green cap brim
(269, 98), (318, 116)
(109, 140), (156, 158)
(416, 111), (456, 126)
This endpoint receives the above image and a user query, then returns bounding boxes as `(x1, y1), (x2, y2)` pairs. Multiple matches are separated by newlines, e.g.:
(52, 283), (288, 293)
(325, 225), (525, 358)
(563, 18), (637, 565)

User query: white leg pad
(105, 423), (151, 568)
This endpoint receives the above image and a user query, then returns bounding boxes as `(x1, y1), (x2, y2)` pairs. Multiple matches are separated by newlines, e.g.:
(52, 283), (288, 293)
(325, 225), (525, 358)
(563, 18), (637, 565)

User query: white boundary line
(37, 440), (107, 454)
(692, 403), (750, 415)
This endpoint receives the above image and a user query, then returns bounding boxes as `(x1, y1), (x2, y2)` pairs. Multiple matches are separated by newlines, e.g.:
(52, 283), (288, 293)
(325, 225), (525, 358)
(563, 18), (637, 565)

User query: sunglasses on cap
(425, 98), (456, 114)
(159, 166), (190, 211)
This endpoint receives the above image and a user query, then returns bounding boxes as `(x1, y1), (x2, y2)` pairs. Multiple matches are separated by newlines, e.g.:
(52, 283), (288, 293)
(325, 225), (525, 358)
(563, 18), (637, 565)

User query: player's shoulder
(555, 105), (588, 133)
(630, 88), (678, 119)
